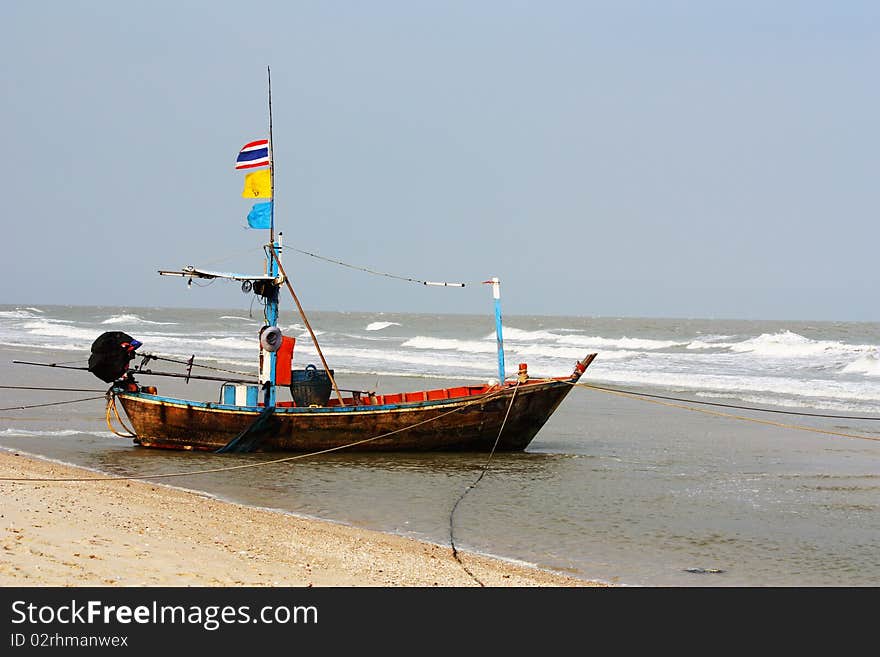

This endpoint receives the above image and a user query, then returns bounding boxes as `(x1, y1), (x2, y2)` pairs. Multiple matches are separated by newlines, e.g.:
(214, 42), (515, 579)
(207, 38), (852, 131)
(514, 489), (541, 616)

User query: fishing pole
(12, 361), (257, 385)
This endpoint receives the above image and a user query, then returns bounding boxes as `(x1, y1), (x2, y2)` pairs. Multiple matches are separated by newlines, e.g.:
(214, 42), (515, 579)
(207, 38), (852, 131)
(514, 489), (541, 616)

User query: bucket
(289, 364), (334, 406)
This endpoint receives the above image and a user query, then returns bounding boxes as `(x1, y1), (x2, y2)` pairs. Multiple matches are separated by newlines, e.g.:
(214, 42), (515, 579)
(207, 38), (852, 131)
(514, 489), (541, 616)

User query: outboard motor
(88, 331), (142, 383)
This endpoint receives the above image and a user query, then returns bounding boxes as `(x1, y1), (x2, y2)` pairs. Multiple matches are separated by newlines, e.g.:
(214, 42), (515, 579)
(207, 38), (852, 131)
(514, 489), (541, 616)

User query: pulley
(260, 326), (283, 352)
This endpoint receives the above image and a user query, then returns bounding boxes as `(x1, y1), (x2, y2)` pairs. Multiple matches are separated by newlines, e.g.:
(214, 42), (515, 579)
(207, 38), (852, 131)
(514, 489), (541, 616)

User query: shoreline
(0, 450), (607, 587)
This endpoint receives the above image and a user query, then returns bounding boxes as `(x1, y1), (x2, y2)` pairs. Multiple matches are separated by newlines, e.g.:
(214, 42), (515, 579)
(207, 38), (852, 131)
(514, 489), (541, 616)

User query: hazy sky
(1, 1), (877, 321)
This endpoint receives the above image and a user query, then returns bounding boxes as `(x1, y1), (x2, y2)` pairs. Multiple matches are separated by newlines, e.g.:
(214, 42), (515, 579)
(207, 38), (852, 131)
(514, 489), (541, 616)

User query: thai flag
(235, 139), (270, 170)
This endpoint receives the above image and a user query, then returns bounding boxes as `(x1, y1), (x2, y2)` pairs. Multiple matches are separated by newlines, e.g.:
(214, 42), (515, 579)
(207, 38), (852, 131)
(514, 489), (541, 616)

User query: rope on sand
(448, 381), (521, 587)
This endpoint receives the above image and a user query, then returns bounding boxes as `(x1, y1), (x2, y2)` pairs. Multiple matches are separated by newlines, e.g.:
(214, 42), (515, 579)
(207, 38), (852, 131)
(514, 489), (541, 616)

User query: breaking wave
(365, 321), (401, 331)
(842, 353), (880, 377)
(101, 314), (177, 326)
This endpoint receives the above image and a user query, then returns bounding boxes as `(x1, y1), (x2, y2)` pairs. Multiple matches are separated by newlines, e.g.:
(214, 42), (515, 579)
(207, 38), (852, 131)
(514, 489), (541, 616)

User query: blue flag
(247, 202), (272, 229)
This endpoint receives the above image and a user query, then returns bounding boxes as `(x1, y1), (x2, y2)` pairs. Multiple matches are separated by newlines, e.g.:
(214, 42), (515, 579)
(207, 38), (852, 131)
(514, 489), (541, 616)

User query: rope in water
(574, 383), (880, 421)
(570, 381), (880, 442)
(448, 381), (520, 587)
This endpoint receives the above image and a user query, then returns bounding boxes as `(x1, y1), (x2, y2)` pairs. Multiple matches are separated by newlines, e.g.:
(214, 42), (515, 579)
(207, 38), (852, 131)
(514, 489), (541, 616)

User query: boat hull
(116, 356), (596, 453)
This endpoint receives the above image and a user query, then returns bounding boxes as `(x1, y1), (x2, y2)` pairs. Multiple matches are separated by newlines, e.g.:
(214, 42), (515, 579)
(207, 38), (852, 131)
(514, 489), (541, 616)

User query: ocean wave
(0, 309), (41, 319)
(586, 367), (880, 408)
(23, 321), (99, 341)
(201, 337), (259, 351)
(101, 313), (178, 326)
(686, 335), (737, 350)
(402, 336), (496, 354)
(0, 340), (87, 352)
(497, 327), (682, 351)
(219, 316), (257, 321)
(841, 353), (880, 377)
(283, 323), (324, 337)
(365, 321), (401, 331)
(727, 330), (875, 358)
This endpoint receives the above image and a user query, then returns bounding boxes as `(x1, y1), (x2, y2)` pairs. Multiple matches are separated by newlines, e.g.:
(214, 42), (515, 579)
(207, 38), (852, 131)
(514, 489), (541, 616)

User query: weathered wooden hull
(116, 355), (596, 453)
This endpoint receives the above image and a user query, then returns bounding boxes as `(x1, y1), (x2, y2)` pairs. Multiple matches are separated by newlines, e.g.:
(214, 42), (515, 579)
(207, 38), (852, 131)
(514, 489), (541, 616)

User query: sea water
(1, 304), (878, 586)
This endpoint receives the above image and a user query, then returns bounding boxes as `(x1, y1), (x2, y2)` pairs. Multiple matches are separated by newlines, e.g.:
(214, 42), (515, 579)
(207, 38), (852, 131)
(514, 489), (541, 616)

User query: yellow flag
(242, 168), (272, 198)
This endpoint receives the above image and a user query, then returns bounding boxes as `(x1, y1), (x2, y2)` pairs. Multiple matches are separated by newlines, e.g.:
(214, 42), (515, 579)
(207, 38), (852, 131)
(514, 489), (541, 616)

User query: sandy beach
(0, 450), (604, 588)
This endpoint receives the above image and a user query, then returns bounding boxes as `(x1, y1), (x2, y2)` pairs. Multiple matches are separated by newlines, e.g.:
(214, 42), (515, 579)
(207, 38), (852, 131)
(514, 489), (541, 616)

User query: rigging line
(569, 382), (880, 443)
(0, 386), (516, 483)
(449, 381), (521, 587)
(289, 245), (468, 287)
(0, 386), (107, 393)
(0, 396), (107, 412)
(575, 383), (880, 421)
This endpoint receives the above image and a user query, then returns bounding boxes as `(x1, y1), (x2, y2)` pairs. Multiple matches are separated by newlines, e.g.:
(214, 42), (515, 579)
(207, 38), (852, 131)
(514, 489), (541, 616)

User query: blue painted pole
(489, 277), (506, 384)
(263, 238), (280, 407)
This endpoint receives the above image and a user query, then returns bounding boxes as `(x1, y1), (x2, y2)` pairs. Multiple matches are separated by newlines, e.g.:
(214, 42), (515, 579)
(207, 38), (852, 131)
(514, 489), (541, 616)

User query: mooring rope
(570, 382), (880, 442)
(0, 385), (107, 393)
(575, 383), (880, 421)
(448, 381), (521, 587)
(0, 396), (107, 412)
(105, 394), (137, 438)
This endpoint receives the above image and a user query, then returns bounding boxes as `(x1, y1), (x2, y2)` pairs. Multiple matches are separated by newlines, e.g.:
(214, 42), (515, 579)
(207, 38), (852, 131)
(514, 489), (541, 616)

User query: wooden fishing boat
(61, 70), (599, 453)
(113, 355), (596, 453)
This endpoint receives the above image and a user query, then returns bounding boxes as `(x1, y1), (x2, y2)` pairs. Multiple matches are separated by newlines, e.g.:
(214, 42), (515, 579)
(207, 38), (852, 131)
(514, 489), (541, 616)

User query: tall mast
(262, 66), (344, 406)
(268, 66), (275, 244)
(263, 66), (279, 407)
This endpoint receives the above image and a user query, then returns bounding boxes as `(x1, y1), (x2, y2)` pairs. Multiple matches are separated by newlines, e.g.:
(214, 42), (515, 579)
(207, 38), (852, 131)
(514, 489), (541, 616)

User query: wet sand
(0, 450), (606, 587)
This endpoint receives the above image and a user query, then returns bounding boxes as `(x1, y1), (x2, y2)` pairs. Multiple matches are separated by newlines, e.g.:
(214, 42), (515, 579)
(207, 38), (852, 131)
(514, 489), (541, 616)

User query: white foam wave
(283, 323), (324, 337)
(506, 344), (638, 362)
(0, 340), (87, 352)
(496, 327), (566, 342)
(402, 336), (496, 354)
(365, 321), (401, 331)
(202, 337), (259, 351)
(23, 321), (98, 341)
(587, 367), (880, 407)
(686, 335), (737, 350)
(497, 327), (681, 351)
(728, 330), (875, 358)
(842, 353), (880, 377)
(219, 316), (257, 322)
(0, 310), (40, 319)
(101, 314), (177, 326)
